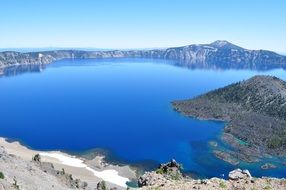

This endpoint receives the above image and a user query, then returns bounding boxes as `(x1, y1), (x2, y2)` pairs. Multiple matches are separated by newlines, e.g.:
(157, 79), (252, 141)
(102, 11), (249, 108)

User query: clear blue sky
(1, 0), (285, 52)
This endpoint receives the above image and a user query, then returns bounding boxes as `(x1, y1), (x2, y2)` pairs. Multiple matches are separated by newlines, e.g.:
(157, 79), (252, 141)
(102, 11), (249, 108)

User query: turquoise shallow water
(0, 58), (285, 178)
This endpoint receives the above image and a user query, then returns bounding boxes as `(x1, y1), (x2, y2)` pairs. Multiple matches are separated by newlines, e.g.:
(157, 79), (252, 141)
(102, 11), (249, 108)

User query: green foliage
(219, 181), (227, 189)
(32, 154), (41, 162)
(170, 171), (182, 181)
(267, 138), (282, 149)
(263, 185), (272, 190)
(0, 171), (4, 179)
(206, 77), (286, 120)
(266, 128), (286, 149)
(97, 180), (107, 190)
(155, 167), (182, 180)
(155, 168), (165, 174)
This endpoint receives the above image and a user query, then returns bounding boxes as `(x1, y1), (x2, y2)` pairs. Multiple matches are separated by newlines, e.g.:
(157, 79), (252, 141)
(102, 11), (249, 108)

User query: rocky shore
(1, 141), (285, 190)
(137, 160), (286, 190)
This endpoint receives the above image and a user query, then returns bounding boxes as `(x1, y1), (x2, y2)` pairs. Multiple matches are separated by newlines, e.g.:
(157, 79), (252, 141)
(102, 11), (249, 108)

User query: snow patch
(40, 152), (129, 187)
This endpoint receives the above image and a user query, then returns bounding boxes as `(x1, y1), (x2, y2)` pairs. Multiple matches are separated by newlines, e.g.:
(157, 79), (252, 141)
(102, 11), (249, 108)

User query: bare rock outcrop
(138, 159), (183, 187)
(138, 164), (286, 190)
(228, 169), (252, 180)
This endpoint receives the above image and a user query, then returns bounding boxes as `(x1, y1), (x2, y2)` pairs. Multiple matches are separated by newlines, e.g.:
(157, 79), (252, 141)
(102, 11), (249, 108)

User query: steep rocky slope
(0, 146), (88, 190)
(1, 41), (286, 70)
(0, 138), (137, 190)
(137, 160), (286, 190)
(2, 148), (285, 190)
(173, 75), (286, 162)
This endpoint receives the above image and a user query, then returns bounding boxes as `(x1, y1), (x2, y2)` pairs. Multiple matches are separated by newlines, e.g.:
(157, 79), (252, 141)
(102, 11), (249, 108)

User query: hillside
(1, 146), (285, 190)
(0, 138), (136, 190)
(1, 41), (286, 70)
(137, 160), (286, 190)
(172, 75), (286, 160)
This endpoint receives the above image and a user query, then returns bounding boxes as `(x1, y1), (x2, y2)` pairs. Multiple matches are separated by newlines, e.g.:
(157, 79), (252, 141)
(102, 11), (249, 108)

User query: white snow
(40, 152), (86, 167)
(40, 152), (129, 187)
(86, 167), (129, 188)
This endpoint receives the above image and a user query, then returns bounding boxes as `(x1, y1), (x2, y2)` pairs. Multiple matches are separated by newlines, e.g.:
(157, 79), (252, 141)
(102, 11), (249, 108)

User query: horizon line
(0, 40), (285, 54)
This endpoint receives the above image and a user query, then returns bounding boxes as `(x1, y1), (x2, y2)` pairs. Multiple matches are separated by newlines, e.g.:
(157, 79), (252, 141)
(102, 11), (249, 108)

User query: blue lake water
(0, 58), (285, 178)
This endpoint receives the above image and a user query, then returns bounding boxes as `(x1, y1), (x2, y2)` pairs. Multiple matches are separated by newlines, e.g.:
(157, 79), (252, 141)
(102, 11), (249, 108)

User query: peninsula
(173, 75), (286, 164)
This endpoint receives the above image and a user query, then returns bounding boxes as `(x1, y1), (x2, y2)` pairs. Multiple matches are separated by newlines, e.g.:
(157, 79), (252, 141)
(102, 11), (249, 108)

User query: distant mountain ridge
(0, 40), (286, 70)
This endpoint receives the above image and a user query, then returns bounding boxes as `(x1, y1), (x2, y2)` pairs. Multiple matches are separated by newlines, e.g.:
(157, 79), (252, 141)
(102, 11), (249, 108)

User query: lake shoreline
(172, 75), (286, 178)
(0, 137), (137, 189)
(1, 59), (286, 179)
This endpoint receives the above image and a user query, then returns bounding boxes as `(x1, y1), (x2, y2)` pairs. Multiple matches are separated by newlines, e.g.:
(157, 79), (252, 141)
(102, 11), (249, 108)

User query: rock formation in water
(173, 75), (286, 164)
(137, 160), (286, 190)
(1, 40), (286, 70)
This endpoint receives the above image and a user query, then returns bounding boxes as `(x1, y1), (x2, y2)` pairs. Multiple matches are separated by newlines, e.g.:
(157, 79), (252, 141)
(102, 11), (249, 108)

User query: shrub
(155, 168), (164, 174)
(219, 181), (227, 188)
(32, 154), (41, 162)
(267, 138), (283, 149)
(96, 180), (107, 190)
(0, 171), (4, 179)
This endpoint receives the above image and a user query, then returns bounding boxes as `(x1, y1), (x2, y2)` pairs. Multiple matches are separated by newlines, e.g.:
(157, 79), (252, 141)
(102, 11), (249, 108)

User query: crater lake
(0, 58), (285, 178)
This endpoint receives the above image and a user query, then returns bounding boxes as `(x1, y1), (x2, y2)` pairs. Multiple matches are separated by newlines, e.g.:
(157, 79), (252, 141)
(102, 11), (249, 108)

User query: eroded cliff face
(1, 41), (286, 70)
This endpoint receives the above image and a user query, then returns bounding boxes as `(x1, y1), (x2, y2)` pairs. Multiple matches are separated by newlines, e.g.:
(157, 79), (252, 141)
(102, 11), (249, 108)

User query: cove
(0, 58), (285, 178)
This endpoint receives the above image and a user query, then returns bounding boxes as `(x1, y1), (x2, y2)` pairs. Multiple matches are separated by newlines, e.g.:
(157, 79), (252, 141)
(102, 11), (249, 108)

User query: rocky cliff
(137, 160), (286, 190)
(173, 75), (286, 163)
(1, 41), (286, 70)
